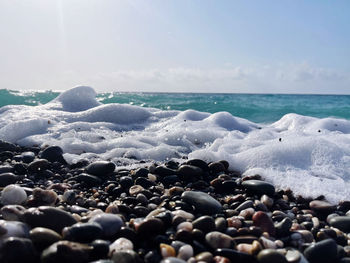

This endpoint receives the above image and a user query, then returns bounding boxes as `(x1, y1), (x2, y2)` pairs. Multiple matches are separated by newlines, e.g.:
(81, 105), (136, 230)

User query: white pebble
(109, 237), (134, 256)
(0, 185), (27, 205)
(177, 222), (193, 232)
(177, 244), (193, 261)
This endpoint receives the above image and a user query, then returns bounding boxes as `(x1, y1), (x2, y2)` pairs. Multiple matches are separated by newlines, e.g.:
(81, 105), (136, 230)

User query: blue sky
(0, 0), (349, 93)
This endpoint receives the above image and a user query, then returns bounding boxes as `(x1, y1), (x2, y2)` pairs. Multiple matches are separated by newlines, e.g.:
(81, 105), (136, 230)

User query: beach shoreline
(1, 140), (350, 263)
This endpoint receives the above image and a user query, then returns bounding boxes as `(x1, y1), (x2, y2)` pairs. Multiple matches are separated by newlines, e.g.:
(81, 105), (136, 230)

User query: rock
(0, 140), (18, 152)
(1, 204), (26, 220)
(192, 215), (216, 233)
(109, 238), (134, 255)
(205, 231), (234, 249)
(177, 165), (203, 180)
(257, 249), (287, 263)
(285, 250), (302, 263)
(215, 248), (256, 263)
(30, 227), (62, 250)
(329, 216), (350, 233)
(86, 161), (116, 176)
(236, 200), (254, 212)
(0, 220), (30, 238)
(0, 237), (37, 263)
(89, 213), (124, 238)
(275, 217), (292, 237)
(0, 172), (18, 187)
(90, 239), (111, 259)
(135, 218), (164, 237)
(0, 184), (27, 205)
(304, 239), (338, 263)
(40, 146), (66, 164)
(23, 206), (77, 233)
(62, 222), (103, 243)
(110, 249), (142, 263)
(153, 166), (177, 176)
(242, 180), (275, 196)
(160, 257), (186, 263)
(181, 191), (222, 215)
(253, 211), (276, 236)
(309, 200), (336, 214)
(177, 244), (193, 261)
(186, 159), (209, 171)
(41, 240), (93, 263)
(208, 162), (226, 174)
(195, 252), (213, 262)
(27, 159), (50, 174)
(21, 151), (36, 163)
(27, 188), (58, 206)
(71, 173), (102, 186)
(160, 243), (176, 257)
(0, 166), (14, 174)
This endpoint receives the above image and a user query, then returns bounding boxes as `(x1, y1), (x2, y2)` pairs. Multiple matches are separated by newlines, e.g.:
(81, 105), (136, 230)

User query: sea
(1, 86), (350, 203)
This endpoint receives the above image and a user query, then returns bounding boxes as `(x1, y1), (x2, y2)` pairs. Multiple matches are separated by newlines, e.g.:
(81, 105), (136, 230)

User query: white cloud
(84, 63), (348, 94)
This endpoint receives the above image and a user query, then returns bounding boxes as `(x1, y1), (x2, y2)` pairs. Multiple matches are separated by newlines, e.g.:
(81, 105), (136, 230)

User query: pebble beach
(1, 141), (350, 263)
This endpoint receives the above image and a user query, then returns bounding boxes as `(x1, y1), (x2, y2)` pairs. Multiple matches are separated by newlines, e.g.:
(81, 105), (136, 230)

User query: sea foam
(1, 86), (350, 203)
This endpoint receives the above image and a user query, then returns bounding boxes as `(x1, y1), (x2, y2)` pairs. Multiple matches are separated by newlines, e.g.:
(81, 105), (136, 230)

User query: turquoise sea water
(1, 89), (349, 123)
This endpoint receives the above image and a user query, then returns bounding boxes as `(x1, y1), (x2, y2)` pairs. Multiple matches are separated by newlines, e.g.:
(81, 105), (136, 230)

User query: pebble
(0, 219), (30, 238)
(304, 238), (338, 263)
(177, 244), (193, 261)
(257, 249), (287, 263)
(329, 216), (350, 233)
(0, 204), (26, 220)
(23, 206), (77, 233)
(40, 146), (66, 164)
(62, 222), (103, 243)
(242, 180), (275, 196)
(0, 184), (27, 205)
(110, 249), (142, 263)
(109, 237), (134, 255)
(89, 213), (124, 238)
(41, 240), (93, 263)
(181, 191), (222, 215)
(0, 237), (37, 263)
(309, 200), (336, 214)
(253, 211), (276, 236)
(30, 227), (62, 249)
(205, 231), (234, 249)
(192, 215), (216, 233)
(0, 172), (18, 187)
(86, 161), (116, 176)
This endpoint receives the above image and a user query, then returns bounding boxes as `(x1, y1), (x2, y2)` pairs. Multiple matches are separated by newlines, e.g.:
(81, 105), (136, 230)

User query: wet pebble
(181, 191), (222, 215)
(89, 213), (124, 238)
(242, 180), (275, 196)
(205, 231), (234, 249)
(86, 161), (116, 176)
(0, 184), (27, 205)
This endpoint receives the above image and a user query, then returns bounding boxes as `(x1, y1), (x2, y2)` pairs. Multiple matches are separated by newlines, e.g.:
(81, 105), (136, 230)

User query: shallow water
(1, 86), (350, 203)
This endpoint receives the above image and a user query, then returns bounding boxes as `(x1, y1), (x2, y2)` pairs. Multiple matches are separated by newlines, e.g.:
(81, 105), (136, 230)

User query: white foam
(1, 86), (350, 203)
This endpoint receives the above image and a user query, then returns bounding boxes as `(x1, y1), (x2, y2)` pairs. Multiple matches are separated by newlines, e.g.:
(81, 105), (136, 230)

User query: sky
(0, 0), (349, 94)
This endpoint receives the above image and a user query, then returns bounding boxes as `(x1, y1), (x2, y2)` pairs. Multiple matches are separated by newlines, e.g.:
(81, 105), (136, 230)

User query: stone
(62, 222), (103, 243)
(186, 159), (209, 171)
(177, 244), (193, 261)
(27, 188), (58, 206)
(0, 172), (18, 187)
(109, 238), (134, 255)
(205, 231), (234, 249)
(236, 200), (254, 212)
(30, 227), (62, 250)
(0, 140), (18, 151)
(208, 162), (226, 174)
(86, 161), (116, 176)
(40, 146), (66, 164)
(177, 165), (203, 179)
(89, 213), (124, 238)
(309, 200), (336, 214)
(192, 215), (216, 233)
(27, 159), (50, 174)
(1, 204), (26, 220)
(257, 249), (287, 263)
(253, 211), (276, 236)
(0, 237), (37, 263)
(304, 239), (338, 263)
(160, 257), (186, 263)
(41, 241), (93, 263)
(23, 206), (77, 233)
(110, 249), (142, 263)
(0, 184), (27, 205)
(21, 151), (36, 163)
(135, 218), (164, 237)
(215, 248), (256, 263)
(242, 180), (275, 196)
(285, 250), (301, 263)
(329, 216), (350, 233)
(71, 173), (102, 186)
(275, 217), (292, 237)
(0, 219), (30, 238)
(181, 191), (222, 215)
